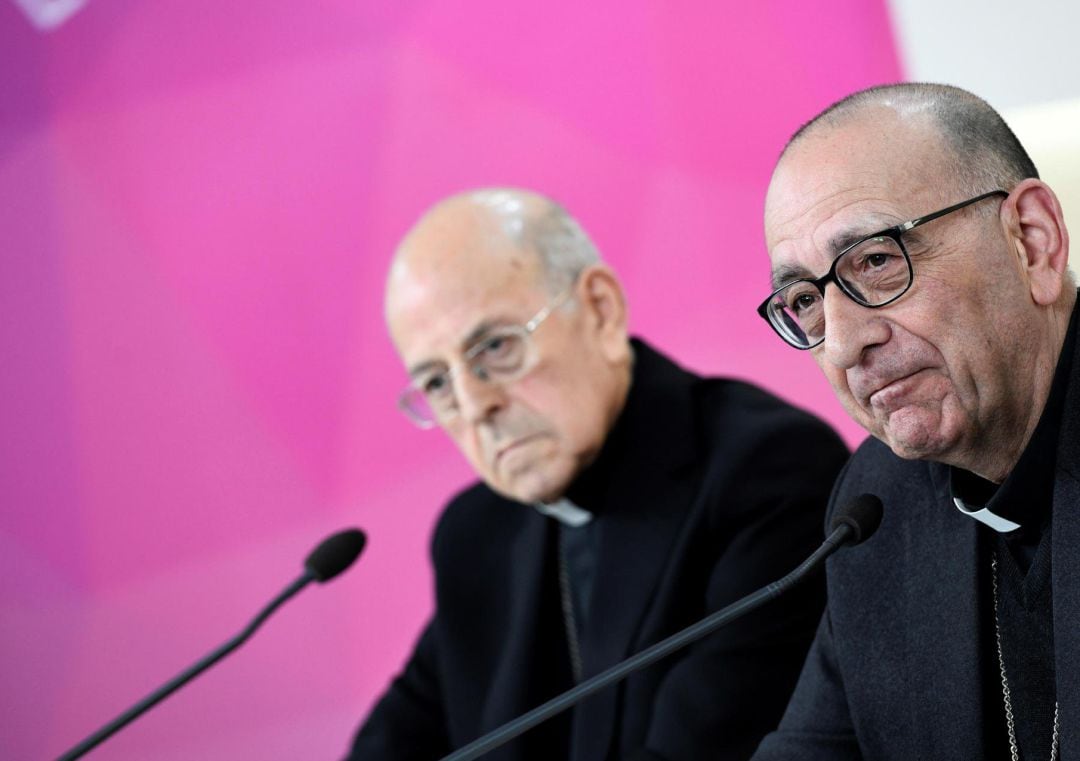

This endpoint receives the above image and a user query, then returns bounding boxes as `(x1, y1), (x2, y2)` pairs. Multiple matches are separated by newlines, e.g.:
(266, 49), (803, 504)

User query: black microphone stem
(440, 523), (854, 761)
(56, 570), (317, 761)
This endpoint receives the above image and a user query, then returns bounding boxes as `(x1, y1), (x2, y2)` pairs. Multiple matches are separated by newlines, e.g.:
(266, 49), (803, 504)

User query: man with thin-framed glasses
(347, 188), (849, 761)
(752, 83), (1078, 761)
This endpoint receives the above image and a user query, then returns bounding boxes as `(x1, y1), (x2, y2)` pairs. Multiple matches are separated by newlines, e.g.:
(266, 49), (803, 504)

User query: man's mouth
(865, 368), (928, 411)
(495, 434), (545, 463)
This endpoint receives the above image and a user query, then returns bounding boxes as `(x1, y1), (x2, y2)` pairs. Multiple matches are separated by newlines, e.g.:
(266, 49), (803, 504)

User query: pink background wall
(1, 2), (900, 758)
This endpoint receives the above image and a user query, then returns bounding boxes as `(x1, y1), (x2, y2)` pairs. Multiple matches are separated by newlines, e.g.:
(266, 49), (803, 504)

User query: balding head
(385, 188), (631, 504)
(762, 83), (1073, 481)
(387, 189), (599, 320)
(782, 83), (1040, 199)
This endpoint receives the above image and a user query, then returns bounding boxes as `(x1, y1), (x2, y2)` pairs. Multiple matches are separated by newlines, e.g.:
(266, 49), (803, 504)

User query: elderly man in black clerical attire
(346, 188), (848, 761)
(752, 83), (1077, 761)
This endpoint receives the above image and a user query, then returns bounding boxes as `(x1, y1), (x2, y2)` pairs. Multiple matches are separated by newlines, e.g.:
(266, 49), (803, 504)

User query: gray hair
(786, 83), (1040, 200)
(468, 188), (601, 293)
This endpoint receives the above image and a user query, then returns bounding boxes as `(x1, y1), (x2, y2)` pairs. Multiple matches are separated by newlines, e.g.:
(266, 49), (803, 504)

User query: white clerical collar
(534, 498), (594, 528)
(952, 497), (1021, 533)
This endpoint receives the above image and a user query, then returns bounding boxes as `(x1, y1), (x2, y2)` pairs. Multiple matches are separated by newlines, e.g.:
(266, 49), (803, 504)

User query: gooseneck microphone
(56, 528), (367, 761)
(440, 495), (884, 761)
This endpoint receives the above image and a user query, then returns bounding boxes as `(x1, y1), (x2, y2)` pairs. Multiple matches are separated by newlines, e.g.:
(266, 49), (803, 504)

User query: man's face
(764, 110), (1037, 472)
(386, 216), (626, 504)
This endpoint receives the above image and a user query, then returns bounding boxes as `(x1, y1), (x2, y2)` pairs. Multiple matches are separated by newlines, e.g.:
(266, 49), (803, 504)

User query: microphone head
(305, 528), (367, 582)
(829, 494), (883, 546)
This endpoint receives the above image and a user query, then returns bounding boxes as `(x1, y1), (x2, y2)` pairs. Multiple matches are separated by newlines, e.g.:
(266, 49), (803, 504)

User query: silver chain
(991, 553), (1059, 761)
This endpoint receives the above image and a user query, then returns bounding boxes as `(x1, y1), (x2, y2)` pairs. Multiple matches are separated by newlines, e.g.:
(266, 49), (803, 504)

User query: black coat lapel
(569, 342), (699, 761)
(478, 510), (565, 760)
(904, 465), (985, 758)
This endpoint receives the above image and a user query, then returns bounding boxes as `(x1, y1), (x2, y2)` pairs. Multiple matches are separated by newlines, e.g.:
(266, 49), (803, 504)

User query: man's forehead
(766, 168), (888, 262)
(386, 247), (547, 369)
(764, 118), (947, 283)
(388, 234), (540, 308)
(766, 191), (913, 288)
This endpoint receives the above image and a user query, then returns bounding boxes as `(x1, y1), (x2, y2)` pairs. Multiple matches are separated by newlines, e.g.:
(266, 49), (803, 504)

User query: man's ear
(1001, 178), (1071, 306)
(575, 264), (630, 362)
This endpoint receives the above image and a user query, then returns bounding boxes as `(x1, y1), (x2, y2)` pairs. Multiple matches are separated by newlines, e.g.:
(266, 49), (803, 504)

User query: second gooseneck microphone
(56, 528), (367, 761)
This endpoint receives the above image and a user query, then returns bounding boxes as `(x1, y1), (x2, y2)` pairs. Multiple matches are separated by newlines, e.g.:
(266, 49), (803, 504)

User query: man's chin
(492, 469), (568, 505)
(876, 409), (953, 461)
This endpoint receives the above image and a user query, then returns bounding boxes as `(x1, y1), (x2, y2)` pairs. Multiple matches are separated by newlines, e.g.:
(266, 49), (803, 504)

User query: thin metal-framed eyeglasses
(397, 286), (574, 428)
(757, 189), (1009, 350)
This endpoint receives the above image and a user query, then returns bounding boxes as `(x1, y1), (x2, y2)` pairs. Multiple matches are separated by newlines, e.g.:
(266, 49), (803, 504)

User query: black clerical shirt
(950, 303), (1078, 761)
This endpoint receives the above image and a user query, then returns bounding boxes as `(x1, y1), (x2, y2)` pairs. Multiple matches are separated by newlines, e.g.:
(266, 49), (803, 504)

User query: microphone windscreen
(305, 528), (367, 582)
(829, 494), (883, 546)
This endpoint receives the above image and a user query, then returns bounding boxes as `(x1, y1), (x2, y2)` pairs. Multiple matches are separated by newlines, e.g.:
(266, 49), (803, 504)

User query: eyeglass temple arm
(900, 190), (1009, 231)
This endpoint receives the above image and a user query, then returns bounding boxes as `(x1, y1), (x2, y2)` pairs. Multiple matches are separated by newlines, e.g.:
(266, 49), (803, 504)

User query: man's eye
(788, 291), (820, 315)
(863, 252), (894, 268)
(421, 374), (451, 397)
(480, 336), (510, 357)
(846, 236), (905, 274)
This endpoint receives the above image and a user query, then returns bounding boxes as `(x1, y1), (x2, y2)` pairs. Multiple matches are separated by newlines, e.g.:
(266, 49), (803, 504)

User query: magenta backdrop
(1, 2), (901, 758)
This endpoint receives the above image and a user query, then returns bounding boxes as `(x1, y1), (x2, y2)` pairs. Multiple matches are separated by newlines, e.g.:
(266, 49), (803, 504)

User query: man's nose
(454, 367), (507, 424)
(819, 284), (890, 369)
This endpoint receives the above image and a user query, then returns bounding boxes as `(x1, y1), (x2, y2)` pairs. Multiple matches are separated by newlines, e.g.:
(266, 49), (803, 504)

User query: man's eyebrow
(824, 212), (907, 258)
(461, 320), (499, 350)
(771, 220), (905, 290)
(405, 319), (505, 378)
(770, 263), (813, 291)
(406, 358), (446, 379)
(826, 229), (878, 256)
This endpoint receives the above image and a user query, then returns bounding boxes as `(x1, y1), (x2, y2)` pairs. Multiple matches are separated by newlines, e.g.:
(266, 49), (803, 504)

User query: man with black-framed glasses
(347, 188), (848, 761)
(753, 83), (1077, 761)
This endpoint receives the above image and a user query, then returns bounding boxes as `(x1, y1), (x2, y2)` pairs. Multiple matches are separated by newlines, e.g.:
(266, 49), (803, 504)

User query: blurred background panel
(1, 0), (1076, 758)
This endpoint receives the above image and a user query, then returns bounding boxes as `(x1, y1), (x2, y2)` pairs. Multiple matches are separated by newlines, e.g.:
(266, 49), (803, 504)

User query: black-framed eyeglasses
(757, 190), (1009, 350)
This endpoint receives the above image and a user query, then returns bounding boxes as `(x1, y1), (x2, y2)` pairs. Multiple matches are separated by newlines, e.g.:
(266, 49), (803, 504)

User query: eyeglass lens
(768, 235), (911, 347)
(401, 329), (534, 425)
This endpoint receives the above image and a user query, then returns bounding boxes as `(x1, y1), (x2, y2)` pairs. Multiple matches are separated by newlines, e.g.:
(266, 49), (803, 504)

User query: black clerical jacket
(349, 340), (848, 761)
(754, 327), (1080, 760)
